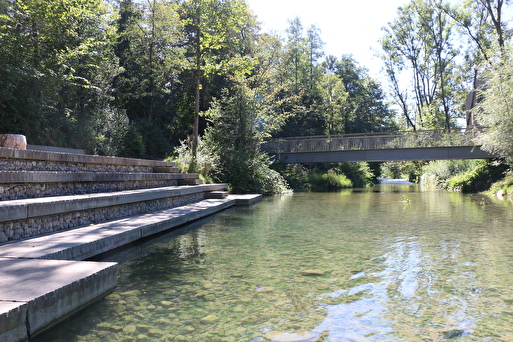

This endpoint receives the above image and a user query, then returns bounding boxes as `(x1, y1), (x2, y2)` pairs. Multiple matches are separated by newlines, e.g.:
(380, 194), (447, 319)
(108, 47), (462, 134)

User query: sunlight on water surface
(33, 184), (513, 341)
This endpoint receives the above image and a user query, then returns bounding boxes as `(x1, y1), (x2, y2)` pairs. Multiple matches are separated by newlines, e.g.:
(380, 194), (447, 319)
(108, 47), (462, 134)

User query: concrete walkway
(0, 194), (261, 342)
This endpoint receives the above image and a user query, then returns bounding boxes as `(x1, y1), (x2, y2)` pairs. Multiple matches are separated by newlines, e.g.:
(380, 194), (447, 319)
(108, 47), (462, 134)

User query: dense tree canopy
(379, 0), (512, 132)
(0, 1), (398, 154)
(2, 0), (513, 192)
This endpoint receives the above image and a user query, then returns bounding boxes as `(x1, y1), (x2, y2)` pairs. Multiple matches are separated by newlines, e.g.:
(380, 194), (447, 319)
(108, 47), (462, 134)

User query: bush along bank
(276, 162), (376, 192)
(487, 169), (513, 197)
(420, 159), (509, 193)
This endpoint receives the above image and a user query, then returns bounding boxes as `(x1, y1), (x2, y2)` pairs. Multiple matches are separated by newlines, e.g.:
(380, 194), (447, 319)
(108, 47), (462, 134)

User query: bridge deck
(262, 130), (495, 163)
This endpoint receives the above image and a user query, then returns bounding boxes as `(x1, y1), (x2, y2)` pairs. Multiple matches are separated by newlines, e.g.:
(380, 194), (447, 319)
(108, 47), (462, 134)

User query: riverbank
(0, 144), (263, 341)
(0, 194), (262, 342)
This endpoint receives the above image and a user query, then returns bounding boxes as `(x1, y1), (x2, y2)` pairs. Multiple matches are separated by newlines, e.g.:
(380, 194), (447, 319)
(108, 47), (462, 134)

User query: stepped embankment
(0, 145), (261, 341)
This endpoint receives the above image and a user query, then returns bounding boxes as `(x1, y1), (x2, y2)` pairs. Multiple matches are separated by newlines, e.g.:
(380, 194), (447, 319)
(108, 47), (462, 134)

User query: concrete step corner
(205, 191), (229, 199)
(179, 178), (203, 185)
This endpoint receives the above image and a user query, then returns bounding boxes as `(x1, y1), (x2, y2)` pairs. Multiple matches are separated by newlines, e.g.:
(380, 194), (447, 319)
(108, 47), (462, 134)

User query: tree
(202, 82), (289, 194)
(276, 17), (326, 137)
(440, 0), (512, 127)
(0, 0), (117, 149)
(113, 0), (184, 157)
(380, 36), (416, 130)
(318, 73), (348, 136)
(380, 0), (461, 130)
(334, 55), (396, 133)
(180, 0), (256, 169)
(474, 43), (513, 159)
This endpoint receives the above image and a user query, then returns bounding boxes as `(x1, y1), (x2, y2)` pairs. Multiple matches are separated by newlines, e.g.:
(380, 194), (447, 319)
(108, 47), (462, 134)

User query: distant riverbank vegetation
(1, 0), (512, 194)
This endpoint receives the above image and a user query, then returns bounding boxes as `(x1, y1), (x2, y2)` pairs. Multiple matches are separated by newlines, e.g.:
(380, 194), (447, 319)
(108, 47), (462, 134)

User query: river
(33, 182), (513, 341)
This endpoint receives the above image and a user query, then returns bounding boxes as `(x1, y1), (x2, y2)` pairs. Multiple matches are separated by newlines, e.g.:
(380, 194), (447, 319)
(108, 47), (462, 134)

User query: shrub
(443, 160), (506, 193)
(118, 124), (145, 158)
(420, 160), (480, 188)
(175, 83), (291, 195)
(488, 170), (513, 195)
(172, 137), (218, 178)
(308, 170), (353, 191)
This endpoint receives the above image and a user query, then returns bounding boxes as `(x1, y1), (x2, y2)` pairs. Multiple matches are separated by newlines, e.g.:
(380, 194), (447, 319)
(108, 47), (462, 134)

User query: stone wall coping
(0, 184), (228, 223)
(27, 145), (85, 155)
(0, 147), (175, 168)
(0, 171), (197, 184)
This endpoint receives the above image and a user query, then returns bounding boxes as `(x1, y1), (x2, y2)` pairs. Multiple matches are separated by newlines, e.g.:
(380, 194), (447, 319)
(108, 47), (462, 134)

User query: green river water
(32, 182), (513, 341)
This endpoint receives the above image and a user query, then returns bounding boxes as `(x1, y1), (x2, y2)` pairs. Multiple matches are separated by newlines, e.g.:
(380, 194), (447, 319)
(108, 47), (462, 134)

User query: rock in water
(200, 314), (219, 324)
(300, 269), (326, 276)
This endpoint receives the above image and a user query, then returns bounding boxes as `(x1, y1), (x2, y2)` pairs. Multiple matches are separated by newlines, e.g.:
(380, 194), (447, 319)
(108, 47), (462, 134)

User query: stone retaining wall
(0, 146), (175, 172)
(0, 192), (204, 242)
(0, 180), (180, 200)
(0, 159), (155, 173)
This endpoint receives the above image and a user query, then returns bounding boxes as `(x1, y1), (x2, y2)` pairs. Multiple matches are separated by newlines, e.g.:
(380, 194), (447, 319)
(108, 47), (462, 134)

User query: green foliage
(381, 161), (425, 182)
(280, 164), (311, 190)
(333, 56), (398, 133)
(172, 137), (218, 178)
(200, 82), (290, 194)
(336, 162), (376, 188)
(444, 160), (489, 192)
(474, 43), (513, 159)
(118, 124), (145, 158)
(0, 0), (117, 149)
(489, 170), (513, 195)
(180, 0), (257, 163)
(279, 162), (374, 191)
(307, 170), (353, 192)
(379, 0), (464, 131)
(421, 160), (478, 185)
(421, 159), (507, 192)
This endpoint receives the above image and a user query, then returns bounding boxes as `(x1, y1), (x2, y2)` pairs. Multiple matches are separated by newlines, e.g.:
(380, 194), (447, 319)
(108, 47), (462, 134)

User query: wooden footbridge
(262, 129), (496, 163)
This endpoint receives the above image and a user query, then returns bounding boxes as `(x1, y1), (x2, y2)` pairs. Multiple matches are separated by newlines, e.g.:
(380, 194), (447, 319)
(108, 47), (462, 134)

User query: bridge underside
(272, 146), (496, 163)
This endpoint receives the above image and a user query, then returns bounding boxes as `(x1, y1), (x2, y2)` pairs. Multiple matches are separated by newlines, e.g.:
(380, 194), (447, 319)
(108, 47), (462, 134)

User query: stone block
(139, 214), (188, 238)
(178, 178), (203, 185)
(200, 183), (229, 192)
(0, 301), (28, 342)
(0, 202), (28, 222)
(0, 259), (117, 339)
(205, 191), (228, 199)
(153, 166), (179, 173)
(228, 194), (263, 206)
(0, 135), (26, 150)
(27, 145), (84, 154)
(40, 226), (143, 261)
(0, 147), (15, 158)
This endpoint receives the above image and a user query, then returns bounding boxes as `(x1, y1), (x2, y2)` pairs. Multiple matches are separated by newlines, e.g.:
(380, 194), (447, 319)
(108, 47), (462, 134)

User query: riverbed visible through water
(33, 182), (513, 341)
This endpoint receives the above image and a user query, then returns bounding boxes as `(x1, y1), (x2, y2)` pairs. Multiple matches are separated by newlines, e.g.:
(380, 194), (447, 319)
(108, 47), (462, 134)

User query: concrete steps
(0, 183), (228, 242)
(0, 146), (199, 201)
(206, 190), (229, 199)
(0, 145), (264, 341)
(0, 183), (227, 224)
(0, 197), (237, 261)
(0, 194), (261, 342)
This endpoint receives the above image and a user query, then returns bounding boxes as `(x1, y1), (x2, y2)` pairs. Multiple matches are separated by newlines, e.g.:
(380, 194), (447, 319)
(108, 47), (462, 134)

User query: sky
(245, 0), (410, 80)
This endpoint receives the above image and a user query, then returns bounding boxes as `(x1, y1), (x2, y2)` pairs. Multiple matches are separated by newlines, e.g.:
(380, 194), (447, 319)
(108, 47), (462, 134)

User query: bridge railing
(261, 129), (483, 154)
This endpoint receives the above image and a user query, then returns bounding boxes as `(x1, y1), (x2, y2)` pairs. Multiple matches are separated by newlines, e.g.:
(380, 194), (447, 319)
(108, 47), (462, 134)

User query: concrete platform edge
(0, 259), (117, 342)
(0, 193), (259, 342)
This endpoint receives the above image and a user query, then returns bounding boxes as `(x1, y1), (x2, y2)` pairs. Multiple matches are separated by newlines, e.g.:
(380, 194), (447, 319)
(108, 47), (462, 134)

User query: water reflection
(33, 184), (513, 342)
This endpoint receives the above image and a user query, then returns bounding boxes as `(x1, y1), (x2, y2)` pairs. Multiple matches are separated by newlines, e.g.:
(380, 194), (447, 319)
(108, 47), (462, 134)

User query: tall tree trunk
(191, 28), (201, 172)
